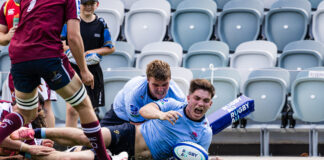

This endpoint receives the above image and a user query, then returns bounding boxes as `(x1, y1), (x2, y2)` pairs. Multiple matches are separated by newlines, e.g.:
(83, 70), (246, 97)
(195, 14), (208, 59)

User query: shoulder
(97, 16), (108, 28)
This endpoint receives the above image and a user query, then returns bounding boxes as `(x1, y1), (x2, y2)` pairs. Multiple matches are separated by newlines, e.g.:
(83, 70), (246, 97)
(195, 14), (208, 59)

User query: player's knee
(64, 84), (87, 107)
(67, 106), (79, 116)
(16, 94), (39, 110)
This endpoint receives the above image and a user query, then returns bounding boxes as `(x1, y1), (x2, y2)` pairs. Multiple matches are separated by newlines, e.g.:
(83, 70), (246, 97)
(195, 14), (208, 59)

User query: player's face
(81, 2), (98, 16)
(148, 77), (170, 100)
(186, 89), (212, 121)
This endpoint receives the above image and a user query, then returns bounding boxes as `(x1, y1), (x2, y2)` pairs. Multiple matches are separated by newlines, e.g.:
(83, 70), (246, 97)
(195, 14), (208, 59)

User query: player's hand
(41, 139), (54, 148)
(7, 26), (17, 39)
(24, 145), (55, 156)
(159, 111), (182, 125)
(80, 69), (94, 89)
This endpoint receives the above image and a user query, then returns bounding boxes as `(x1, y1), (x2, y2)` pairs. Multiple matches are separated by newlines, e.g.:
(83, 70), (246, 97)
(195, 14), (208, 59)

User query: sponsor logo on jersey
(190, 131), (198, 141)
(130, 105), (139, 117)
(8, 9), (15, 15)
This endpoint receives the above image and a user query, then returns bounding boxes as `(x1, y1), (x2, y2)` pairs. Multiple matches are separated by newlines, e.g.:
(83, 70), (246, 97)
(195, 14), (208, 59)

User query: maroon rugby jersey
(9, 0), (80, 64)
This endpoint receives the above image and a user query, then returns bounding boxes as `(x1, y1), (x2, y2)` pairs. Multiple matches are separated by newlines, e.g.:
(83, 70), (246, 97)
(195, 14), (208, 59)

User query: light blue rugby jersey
(140, 98), (212, 160)
(113, 76), (186, 123)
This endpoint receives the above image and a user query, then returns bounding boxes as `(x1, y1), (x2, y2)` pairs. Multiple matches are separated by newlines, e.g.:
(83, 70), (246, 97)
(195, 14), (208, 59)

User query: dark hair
(189, 79), (215, 98)
(146, 60), (171, 81)
(31, 94), (46, 128)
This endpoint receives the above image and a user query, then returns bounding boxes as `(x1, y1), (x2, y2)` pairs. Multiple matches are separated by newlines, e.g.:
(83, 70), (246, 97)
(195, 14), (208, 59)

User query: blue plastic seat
(99, 68), (145, 119)
(204, 67), (241, 116)
(183, 41), (229, 78)
(291, 67), (324, 122)
(278, 40), (324, 90)
(171, 0), (217, 51)
(95, 0), (124, 41)
(265, 0), (311, 51)
(213, 0), (230, 11)
(217, 0), (264, 51)
(136, 42), (183, 70)
(170, 67), (193, 95)
(167, 0), (183, 11)
(243, 68), (290, 122)
(230, 40), (278, 88)
(312, 1), (324, 43)
(308, 0), (322, 10)
(101, 41), (135, 70)
(124, 0), (171, 51)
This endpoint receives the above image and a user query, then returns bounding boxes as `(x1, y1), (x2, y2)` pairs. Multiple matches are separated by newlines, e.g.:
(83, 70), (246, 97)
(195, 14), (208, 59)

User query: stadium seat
(183, 41), (229, 78)
(171, 0), (217, 51)
(51, 95), (67, 123)
(136, 41), (183, 70)
(264, 0), (311, 51)
(217, 0), (264, 51)
(291, 67), (324, 122)
(95, 0), (124, 41)
(124, 0), (171, 51)
(100, 41), (135, 70)
(230, 40), (277, 88)
(167, 0), (183, 11)
(312, 1), (324, 43)
(0, 47), (10, 91)
(308, 0), (322, 10)
(262, 0), (278, 10)
(243, 68), (290, 122)
(204, 67), (241, 116)
(99, 68), (145, 119)
(170, 67), (193, 95)
(213, 0), (230, 11)
(278, 40), (324, 90)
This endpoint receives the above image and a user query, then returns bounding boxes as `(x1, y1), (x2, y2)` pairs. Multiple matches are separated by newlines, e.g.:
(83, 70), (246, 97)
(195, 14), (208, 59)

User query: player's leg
(43, 100), (55, 127)
(0, 61), (41, 144)
(41, 57), (109, 159)
(65, 103), (79, 127)
(32, 150), (95, 160)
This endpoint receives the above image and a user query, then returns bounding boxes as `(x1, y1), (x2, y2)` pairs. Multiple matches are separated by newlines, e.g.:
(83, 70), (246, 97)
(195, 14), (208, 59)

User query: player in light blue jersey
(14, 79), (215, 160)
(100, 60), (186, 125)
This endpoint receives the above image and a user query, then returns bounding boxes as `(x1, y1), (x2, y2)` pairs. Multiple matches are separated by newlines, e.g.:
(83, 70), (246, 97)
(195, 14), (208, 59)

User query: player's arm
(0, 24), (16, 46)
(139, 102), (182, 125)
(66, 19), (94, 88)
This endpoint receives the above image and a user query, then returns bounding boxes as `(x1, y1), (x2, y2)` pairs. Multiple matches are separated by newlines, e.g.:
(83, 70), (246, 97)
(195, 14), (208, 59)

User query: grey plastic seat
(217, 0), (264, 51)
(101, 41), (135, 70)
(291, 67), (324, 122)
(0, 47), (10, 91)
(99, 68), (145, 119)
(312, 1), (324, 43)
(124, 0), (171, 51)
(136, 42), (183, 70)
(265, 0), (311, 51)
(262, 0), (278, 10)
(279, 40), (324, 90)
(120, 0), (140, 11)
(230, 40), (278, 88)
(183, 41), (229, 78)
(204, 67), (241, 116)
(95, 0), (124, 41)
(171, 0), (217, 51)
(170, 67), (193, 95)
(243, 68), (290, 122)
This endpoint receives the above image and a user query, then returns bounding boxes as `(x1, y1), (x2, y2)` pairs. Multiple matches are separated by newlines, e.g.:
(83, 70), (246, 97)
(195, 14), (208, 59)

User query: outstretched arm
(139, 102), (182, 125)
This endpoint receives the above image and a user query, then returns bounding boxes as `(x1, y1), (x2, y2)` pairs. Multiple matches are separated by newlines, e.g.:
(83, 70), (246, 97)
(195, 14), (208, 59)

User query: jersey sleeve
(154, 98), (184, 112)
(0, 2), (7, 26)
(98, 17), (113, 48)
(65, 0), (80, 21)
(60, 23), (67, 40)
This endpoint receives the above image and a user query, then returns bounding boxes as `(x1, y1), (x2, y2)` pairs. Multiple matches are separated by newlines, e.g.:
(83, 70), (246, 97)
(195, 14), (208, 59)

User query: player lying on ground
(13, 79), (215, 159)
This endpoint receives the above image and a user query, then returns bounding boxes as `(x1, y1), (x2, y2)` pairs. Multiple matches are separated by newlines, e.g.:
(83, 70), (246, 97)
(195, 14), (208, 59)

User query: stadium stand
(171, 0), (217, 51)
(309, 0), (322, 10)
(124, 0), (171, 51)
(167, 0), (183, 11)
(213, 0), (230, 11)
(312, 1), (324, 43)
(278, 40), (324, 90)
(230, 40), (277, 89)
(95, 0), (124, 41)
(0, 46), (10, 92)
(217, 0), (264, 51)
(100, 41), (135, 70)
(183, 41), (229, 78)
(120, 0), (139, 11)
(264, 0), (311, 52)
(136, 41), (183, 70)
(170, 67), (193, 95)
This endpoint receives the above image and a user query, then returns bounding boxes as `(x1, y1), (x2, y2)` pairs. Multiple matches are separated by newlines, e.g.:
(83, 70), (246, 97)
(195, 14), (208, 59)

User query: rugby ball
(173, 141), (208, 160)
